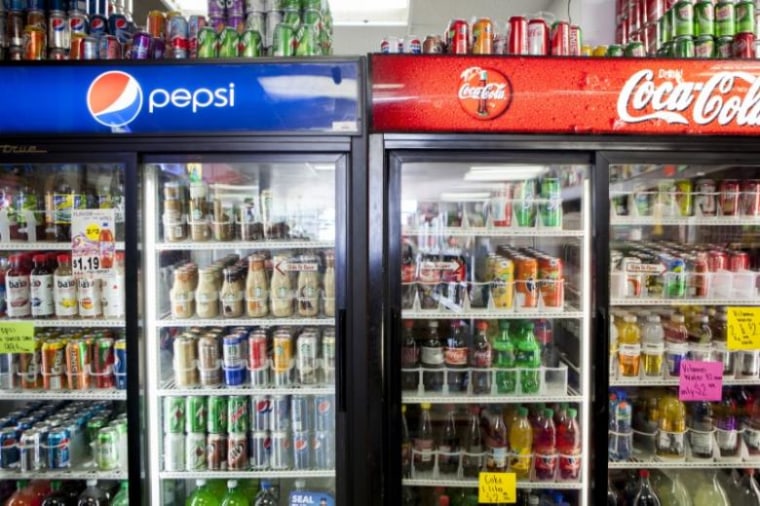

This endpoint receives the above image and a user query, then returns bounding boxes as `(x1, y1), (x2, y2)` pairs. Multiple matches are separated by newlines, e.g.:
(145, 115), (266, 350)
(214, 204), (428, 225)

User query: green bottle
(493, 320), (516, 394)
(221, 481), (249, 506)
(111, 481), (129, 506)
(186, 480), (221, 506)
(515, 321), (542, 394)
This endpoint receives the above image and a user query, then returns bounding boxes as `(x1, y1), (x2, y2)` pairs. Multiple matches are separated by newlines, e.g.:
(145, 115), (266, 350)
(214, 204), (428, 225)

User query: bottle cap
(32, 254), (46, 263)
(518, 406), (529, 417)
(421, 402), (431, 410)
(57, 253), (70, 263)
(498, 320), (509, 330)
(640, 470), (649, 478)
(567, 408), (578, 418)
(476, 320), (488, 330)
(227, 480), (237, 488)
(544, 408), (554, 418)
(196, 479), (206, 486)
(295, 480), (306, 489)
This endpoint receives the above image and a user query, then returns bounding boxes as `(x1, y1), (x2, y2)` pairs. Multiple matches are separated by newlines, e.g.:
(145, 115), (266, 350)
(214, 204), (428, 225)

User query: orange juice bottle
(618, 315), (641, 377)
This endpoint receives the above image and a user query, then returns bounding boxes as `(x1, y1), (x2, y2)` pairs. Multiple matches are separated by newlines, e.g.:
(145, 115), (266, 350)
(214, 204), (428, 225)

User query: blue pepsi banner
(0, 62), (361, 135)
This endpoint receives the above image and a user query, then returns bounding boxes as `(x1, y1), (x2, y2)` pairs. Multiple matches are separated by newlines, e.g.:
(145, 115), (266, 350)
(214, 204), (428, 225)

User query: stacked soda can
(162, 393), (335, 471)
(379, 15), (583, 56)
(0, 400), (126, 472)
(615, 0), (760, 58)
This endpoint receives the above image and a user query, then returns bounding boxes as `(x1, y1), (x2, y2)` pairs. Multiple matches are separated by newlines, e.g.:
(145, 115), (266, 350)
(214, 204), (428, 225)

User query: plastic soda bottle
(461, 405), (484, 477)
(438, 406), (459, 476)
(444, 321), (468, 393)
(692, 471), (728, 506)
(421, 322), (444, 392)
(76, 481), (109, 506)
(110, 482), (128, 506)
(5, 481), (38, 506)
(486, 409), (508, 472)
(221, 481), (248, 506)
(618, 315), (641, 377)
(633, 470), (662, 506)
(401, 320), (420, 391)
(514, 321), (542, 393)
(493, 320), (516, 393)
(557, 407), (581, 480)
(508, 406), (533, 479)
(253, 481), (276, 506)
(533, 408), (557, 481)
(401, 405), (411, 477)
(641, 315), (664, 377)
(187, 480), (221, 506)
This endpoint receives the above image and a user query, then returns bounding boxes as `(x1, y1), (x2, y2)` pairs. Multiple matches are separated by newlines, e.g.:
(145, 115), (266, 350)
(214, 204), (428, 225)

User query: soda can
(380, 36), (401, 53)
(95, 426), (119, 470)
(607, 43), (624, 56)
(248, 329), (268, 386)
(227, 395), (249, 433)
(708, 250), (729, 272)
(22, 26), (45, 60)
(515, 256), (539, 309)
(538, 256), (563, 308)
(86, 417), (107, 446)
(270, 430), (291, 469)
(188, 14), (206, 55)
(250, 430), (270, 468)
(736, 1), (756, 33)
(539, 177), (562, 227)
(271, 394), (290, 431)
(146, 9), (166, 38)
(88, 13), (106, 35)
(113, 338), (126, 389)
(108, 13), (130, 43)
(292, 430), (311, 470)
(245, 11), (265, 32)
(492, 256), (515, 309)
(312, 430), (334, 469)
(239, 29), (262, 56)
(715, 0), (736, 37)
(402, 34), (421, 54)
(314, 394), (334, 431)
(207, 395), (228, 434)
(694, 0), (714, 36)
(151, 36), (166, 59)
(227, 0), (244, 16)
(19, 429), (43, 471)
(47, 428), (70, 469)
(185, 396), (207, 433)
(163, 433), (185, 471)
(227, 15), (244, 32)
(665, 257), (687, 298)
(296, 331), (318, 385)
(26, 9), (45, 30)
(167, 12), (188, 41)
(41, 339), (65, 390)
(527, 18), (549, 55)
(513, 180), (537, 227)
(163, 397), (185, 434)
(271, 23), (294, 56)
(695, 179), (717, 215)
(672, 0), (694, 36)
(217, 26), (238, 57)
(197, 26), (218, 58)
(624, 40), (646, 56)
(673, 34), (695, 57)
(694, 34), (715, 57)
(97, 34), (121, 59)
(507, 16), (527, 55)
(0, 428), (19, 469)
(674, 180), (694, 217)
(569, 24), (582, 55)
(223, 334), (246, 386)
(251, 395), (271, 431)
(68, 10), (88, 36)
(550, 20), (570, 55)
(741, 180), (760, 216)
(446, 18), (469, 54)
(730, 251), (751, 272)
(206, 433), (227, 470)
(715, 35), (733, 57)
(66, 338), (90, 390)
(198, 335), (221, 386)
(92, 336), (114, 389)
(0, 354), (16, 390)
(273, 329), (292, 386)
(185, 432), (207, 470)
(322, 329), (336, 384)
(720, 180), (741, 216)
(131, 31), (152, 59)
(733, 31), (754, 57)
(470, 18), (493, 54)
(265, 10), (282, 48)
(291, 395), (312, 432)
(227, 432), (247, 470)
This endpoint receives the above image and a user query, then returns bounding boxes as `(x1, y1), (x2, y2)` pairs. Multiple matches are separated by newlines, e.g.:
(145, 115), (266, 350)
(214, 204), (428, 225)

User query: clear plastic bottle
(557, 407), (581, 480)
(444, 321), (468, 393)
(438, 406), (459, 476)
(633, 470), (662, 506)
(462, 405), (484, 478)
(618, 315), (641, 377)
(533, 408), (557, 481)
(641, 315), (664, 377)
(692, 471), (728, 506)
(735, 469), (760, 506)
(487, 408), (508, 472)
(253, 481), (276, 506)
(414, 402), (435, 473)
(76, 481), (109, 506)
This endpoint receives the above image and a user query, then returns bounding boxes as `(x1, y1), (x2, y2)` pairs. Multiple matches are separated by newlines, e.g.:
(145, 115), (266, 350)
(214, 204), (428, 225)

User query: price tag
(678, 360), (723, 401)
(478, 472), (516, 504)
(0, 322), (34, 353)
(727, 307), (760, 350)
(71, 209), (115, 278)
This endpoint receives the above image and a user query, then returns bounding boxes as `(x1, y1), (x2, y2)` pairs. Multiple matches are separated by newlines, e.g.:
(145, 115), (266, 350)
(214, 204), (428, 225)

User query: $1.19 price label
(71, 209), (115, 277)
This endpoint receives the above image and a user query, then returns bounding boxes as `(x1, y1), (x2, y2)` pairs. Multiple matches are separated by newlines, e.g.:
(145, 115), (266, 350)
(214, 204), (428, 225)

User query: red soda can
(527, 18), (549, 55)
(22, 26), (46, 60)
(507, 16), (527, 55)
(628, 0), (642, 33)
(98, 34), (121, 59)
(693, 253), (709, 297)
(709, 250), (729, 272)
(616, 19), (629, 45)
(741, 180), (760, 216)
(733, 32), (755, 58)
(447, 18), (469, 54)
(550, 20), (570, 55)
(569, 24), (582, 55)
(647, 0), (663, 21)
(471, 17), (493, 54)
(720, 180), (741, 216)
(638, 0), (648, 25)
(7, 11), (25, 47)
(730, 251), (750, 272)
(26, 9), (46, 30)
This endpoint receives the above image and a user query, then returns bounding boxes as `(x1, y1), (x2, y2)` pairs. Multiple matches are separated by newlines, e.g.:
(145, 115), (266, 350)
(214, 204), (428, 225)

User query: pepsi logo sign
(87, 71), (144, 128)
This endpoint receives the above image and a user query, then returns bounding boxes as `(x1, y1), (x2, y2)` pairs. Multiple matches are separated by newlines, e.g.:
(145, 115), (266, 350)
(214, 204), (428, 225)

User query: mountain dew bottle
(221, 480), (249, 506)
(111, 481), (129, 506)
(514, 321), (542, 394)
(186, 480), (221, 506)
(493, 320), (516, 393)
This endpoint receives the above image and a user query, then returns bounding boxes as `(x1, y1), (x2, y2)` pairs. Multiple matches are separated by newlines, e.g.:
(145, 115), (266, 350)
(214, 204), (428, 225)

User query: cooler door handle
(337, 308), (347, 413)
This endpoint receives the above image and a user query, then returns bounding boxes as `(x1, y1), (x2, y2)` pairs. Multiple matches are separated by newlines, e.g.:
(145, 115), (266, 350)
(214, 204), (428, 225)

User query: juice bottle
(641, 315), (664, 377)
(493, 320), (516, 394)
(533, 408), (557, 481)
(656, 396), (686, 458)
(618, 315), (641, 377)
(714, 397), (740, 457)
(53, 254), (77, 319)
(245, 255), (269, 318)
(687, 401), (715, 459)
(711, 312), (734, 376)
(5, 481), (37, 506)
(30, 254), (53, 318)
(470, 321), (492, 394)
(557, 407), (581, 480)
(98, 221), (115, 270)
(6, 254), (30, 318)
(508, 406), (533, 479)
(665, 313), (688, 376)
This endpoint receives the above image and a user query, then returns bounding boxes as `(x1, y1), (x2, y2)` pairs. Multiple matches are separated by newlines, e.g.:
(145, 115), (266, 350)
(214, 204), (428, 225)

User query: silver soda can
(380, 35), (402, 53)
(313, 394), (334, 431)
(270, 430), (291, 469)
(265, 10), (283, 49)
(292, 430), (311, 470)
(296, 330), (318, 385)
(82, 35), (99, 59)
(313, 430), (335, 469)
(19, 429), (44, 471)
(291, 395), (312, 432)
(164, 433), (185, 471)
(251, 395), (271, 431)
(246, 0), (265, 12)
(321, 328), (335, 384)
(250, 430), (270, 468)
(185, 432), (206, 470)
(48, 10), (69, 49)
(246, 12), (265, 33)
(0, 354), (16, 389)
(270, 394), (290, 431)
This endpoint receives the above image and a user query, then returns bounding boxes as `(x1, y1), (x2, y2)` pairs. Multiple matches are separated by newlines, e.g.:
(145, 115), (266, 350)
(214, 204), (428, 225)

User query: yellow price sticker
(727, 307), (760, 351)
(478, 472), (516, 504)
(85, 223), (101, 241)
(0, 322), (34, 353)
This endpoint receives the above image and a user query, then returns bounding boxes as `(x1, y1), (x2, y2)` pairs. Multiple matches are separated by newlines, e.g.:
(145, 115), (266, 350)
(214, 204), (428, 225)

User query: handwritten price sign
(478, 472), (516, 504)
(727, 307), (760, 350)
(679, 360), (723, 401)
(0, 322), (34, 353)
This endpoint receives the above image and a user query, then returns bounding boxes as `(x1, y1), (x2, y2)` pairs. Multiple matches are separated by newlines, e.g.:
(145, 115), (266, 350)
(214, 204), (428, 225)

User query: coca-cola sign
(370, 54), (760, 135)
(457, 66), (513, 120)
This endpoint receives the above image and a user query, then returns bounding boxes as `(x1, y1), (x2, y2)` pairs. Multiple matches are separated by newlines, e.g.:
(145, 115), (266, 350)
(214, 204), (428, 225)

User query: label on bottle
(438, 444), (452, 465)
(514, 349), (539, 367)
(102, 272), (125, 318)
(420, 346), (444, 366)
(716, 428), (738, 450)
(473, 348), (493, 367)
(657, 431), (685, 456)
(618, 344), (641, 356)
(6, 274), (30, 317)
(444, 346), (468, 366)
(221, 291), (243, 303)
(559, 451), (581, 478)
(77, 277), (101, 317)
(54, 274), (77, 317)
(490, 446), (508, 469)
(401, 347), (420, 368)
(642, 342), (664, 355)
(414, 439), (434, 463)
(691, 429), (714, 456)
(534, 450), (558, 474)
(196, 291), (218, 303)
(30, 273), (53, 317)
(744, 428), (760, 452)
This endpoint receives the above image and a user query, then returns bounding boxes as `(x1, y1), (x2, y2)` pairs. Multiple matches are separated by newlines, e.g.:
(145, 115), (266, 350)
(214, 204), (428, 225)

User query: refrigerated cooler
(0, 58), (369, 505)
(369, 54), (760, 506)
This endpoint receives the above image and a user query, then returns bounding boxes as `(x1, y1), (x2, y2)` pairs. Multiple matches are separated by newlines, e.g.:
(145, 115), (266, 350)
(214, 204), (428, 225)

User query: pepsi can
(68, 10), (88, 36)
(292, 430), (311, 470)
(250, 430), (270, 469)
(270, 394), (290, 431)
(151, 36), (165, 59)
(291, 395), (312, 432)
(223, 334), (247, 386)
(47, 428), (71, 469)
(87, 0), (106, 14)
(313, 430), (334, 469)
(48, 10), (70, 49)
(82, 35), (98, 58)
(131, 31), (151, 59)
(17, 417), (35, 431)
(0, 428), (19, 469)
(314, 394), (334, 431)
(270, 430), (291, 469)
(108, 13), (129, 43)
(251, 395), (271, 431)
(89, 13), (106, 35)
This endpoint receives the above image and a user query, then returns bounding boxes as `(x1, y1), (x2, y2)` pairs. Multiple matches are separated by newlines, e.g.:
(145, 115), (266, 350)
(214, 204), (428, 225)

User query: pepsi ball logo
(91, 19), (105, 29)
(52, 18), (65, 30)
(87, 71), (144, 129)
(115, 18), (127, 29)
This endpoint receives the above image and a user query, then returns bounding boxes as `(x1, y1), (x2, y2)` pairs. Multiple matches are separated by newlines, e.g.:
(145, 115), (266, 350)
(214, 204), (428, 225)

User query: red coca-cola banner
(370, 54), (760, 136)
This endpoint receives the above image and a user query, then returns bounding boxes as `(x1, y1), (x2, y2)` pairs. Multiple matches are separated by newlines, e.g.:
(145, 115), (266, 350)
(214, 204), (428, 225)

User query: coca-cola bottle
(421, 322), (444, 392)
(414, 403), (435, 473)
(444, 321), (468, 393)
(471, 321), (493, 394)
(462, 405), (484, 478)
(401, 320), (420, 392)
(437, 406), (459, 476)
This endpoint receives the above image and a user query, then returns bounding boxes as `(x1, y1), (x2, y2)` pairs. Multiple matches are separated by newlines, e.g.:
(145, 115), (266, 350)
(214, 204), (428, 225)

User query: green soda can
(539, 178), (562, 228)
(302, 8), (322, 27)
(295, 25), (319, 56)
(674, 35), (696, 57)
(272, 23), (296, 56)
(283, 9), (301, 29)
(674, 0), (695, 37)
(87, 417), (107, 447)
(660, 9), (673, 43)
(513, 180), (537, 228)
(624, 41), (647, 57)
(715, 1), (736, 37)
(716, 35), (734, 57)
(606, 44), (624, 56)
(185, 396), (207, 433)
(227, 395), (249, 433)
(301, 0), (321, 9)
(694, 0), (715, 36)
(162, 397), (185, 434)
(207, 395), (228, 434)
(218, 27), (240, 58)
(694, 34), (715, 57)
(95, 427), (120, 470)
(735, 1), (755, 34)
(281, 0), (299, 9)
(197, 27), (218, 58)
(318, 26), (331, 55)
(240, 30), (263, 57)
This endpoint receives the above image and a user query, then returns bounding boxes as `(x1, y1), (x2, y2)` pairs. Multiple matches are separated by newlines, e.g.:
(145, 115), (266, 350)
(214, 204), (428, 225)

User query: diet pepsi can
(313, 430), (335, 469)
(250, 430), (270, 469)
(251, 395), (271, 431)
(314, 394), (334, 431)
(291, 395), (313, 432)
(270, 394), (290, 431)
(48, 10), (70, 49)
(292, 430), (311, 470)
(68, 10), (88, 36)
(270, 430), (291, 469)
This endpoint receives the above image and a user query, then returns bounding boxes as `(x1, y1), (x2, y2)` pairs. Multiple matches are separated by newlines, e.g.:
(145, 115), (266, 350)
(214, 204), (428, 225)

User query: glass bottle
(633, 470), (661, 506)
(414, 402), (435, 473)
(462, 405), (484, 478)
(6, 254), (30, 318)
(323, 251), (335, 317)
(421, 321), (444, 392)
(270, 254), (293, 317)
(444, 320), (468, 393)
(438, 406), (459, 476)
(471, 321), (493, 394)
(401, 320), (420, 392)
(170, 265), (195, 319)
(30, 253), (53, 318)
(297, 255), (320, 317)
(220, 267), (243, 318)
(508, 406), (532, 479)
(245, 255), (268, 318)
(196, 267), (219, 319)
(487, 408), (508, 472)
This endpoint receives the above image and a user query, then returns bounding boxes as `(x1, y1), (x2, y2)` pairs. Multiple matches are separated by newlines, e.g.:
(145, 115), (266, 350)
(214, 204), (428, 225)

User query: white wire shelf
(157, 316), (334, 327)
(402, 306), (583, 320)
(611, 216), (760, 227)
(608, 460), (760, 469)
(611, 298), (760, 307)
(0, 242), (126, 251)
(159, 469), (335, 480)
(402, 393), (583, 404)
(0, 388), (126, 400)
(402, 227), (585, 238)
(0, 464), (126, 480)
(158, 379), (334, 397)
(155, 240), (334, 251)
(610, 376), (760, 387)
(402, 478), (583, 490)
(0, 318), (125, 327)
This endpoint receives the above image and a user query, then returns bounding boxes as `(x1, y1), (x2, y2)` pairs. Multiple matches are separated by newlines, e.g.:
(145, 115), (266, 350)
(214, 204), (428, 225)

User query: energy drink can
(41, 339), (66, 390)
(272, 329), (292, 386)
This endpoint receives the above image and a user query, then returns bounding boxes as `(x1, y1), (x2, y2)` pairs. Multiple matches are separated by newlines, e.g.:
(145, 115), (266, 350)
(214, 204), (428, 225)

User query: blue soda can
(270, 394), (290, 431)
(312, 430), (334, 469)
(313, 394), (334, 431)
(250, 430), (270, 469)
(47, 428), (71, 469)
(292, 430), (311, 470)
(113, 338), (127, 389)
(108, 13), (130, 42)
(88, 13), (107, 34)
(131, 31), (151, 59)
(291, 395), (312, 432)
(0, 428), (19, 469)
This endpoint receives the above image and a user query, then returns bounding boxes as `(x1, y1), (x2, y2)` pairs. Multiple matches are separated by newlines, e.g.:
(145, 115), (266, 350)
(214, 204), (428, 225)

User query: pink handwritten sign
(679, 360), (723, 401)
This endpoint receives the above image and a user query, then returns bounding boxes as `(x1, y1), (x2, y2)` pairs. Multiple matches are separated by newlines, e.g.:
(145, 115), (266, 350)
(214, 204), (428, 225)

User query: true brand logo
(617, 69), (760, 126)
